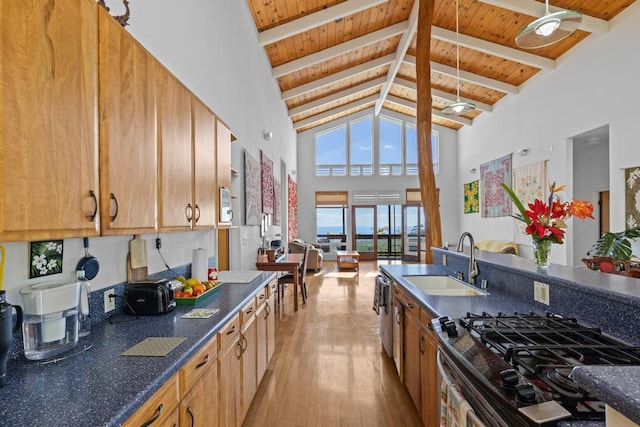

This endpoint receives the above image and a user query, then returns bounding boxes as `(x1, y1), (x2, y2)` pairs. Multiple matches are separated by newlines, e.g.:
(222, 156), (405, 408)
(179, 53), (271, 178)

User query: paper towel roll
(192, 248), (208, 282)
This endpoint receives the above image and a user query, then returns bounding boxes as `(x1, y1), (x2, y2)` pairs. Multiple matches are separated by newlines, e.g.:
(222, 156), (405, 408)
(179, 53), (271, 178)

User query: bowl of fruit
(174, 276), (222, 304)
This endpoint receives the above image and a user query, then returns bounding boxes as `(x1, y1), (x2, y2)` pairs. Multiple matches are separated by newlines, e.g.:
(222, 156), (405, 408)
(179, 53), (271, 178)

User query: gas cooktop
(435, 311), (640, 426)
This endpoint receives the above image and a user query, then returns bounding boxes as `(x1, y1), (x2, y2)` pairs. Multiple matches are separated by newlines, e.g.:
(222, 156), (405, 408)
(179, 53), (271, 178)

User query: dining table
(255, 253), (305, 311)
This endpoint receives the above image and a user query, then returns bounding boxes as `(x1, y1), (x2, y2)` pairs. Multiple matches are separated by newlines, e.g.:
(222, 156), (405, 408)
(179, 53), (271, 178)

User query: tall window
(315, 191), (348, 254)
(405, 123), (439, 175)
(349, 116), (373, 176)
(379, 115), (403, 176)
(315, 125), (347, 176)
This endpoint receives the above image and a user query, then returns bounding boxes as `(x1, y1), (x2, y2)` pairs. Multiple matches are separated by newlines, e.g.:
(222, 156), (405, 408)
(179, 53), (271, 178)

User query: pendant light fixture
(515, 0), (582, 49)
(442, 0), (475, 116)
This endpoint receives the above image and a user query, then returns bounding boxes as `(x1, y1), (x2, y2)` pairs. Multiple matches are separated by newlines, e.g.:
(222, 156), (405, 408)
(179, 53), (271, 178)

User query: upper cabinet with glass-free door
(0, 0), (100, 241)
(192, 96), (217, 229)
(216, 119), (234, 228)
(98, 6), (158, 235)
(157, 64), (193, 232)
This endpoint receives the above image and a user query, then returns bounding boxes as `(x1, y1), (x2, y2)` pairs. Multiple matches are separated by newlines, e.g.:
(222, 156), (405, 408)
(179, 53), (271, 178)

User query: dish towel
(372, 278), (382, 314)
(440, 374), (484, 427)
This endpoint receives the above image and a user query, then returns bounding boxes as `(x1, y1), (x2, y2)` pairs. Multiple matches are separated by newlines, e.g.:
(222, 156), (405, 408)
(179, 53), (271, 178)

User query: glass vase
(532, 239), (552, 269)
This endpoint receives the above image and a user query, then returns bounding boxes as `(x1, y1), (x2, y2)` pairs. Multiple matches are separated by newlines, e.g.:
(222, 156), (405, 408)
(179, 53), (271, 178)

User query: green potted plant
(583, 226), (640, 274)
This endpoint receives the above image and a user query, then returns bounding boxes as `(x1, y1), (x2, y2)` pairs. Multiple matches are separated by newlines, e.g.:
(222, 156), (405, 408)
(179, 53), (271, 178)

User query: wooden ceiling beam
(374, 0), (419, 116)
(292, 95), (379, 130)
(384, 95), (473, 126)
(403, 55), (519, 94)
(281, 54), (395, 100)
(393, 77), (493, 112)
(272, 21), (408, 78)
(431, 26), (555, 70)
(477, 0), (609, 35)
(257, 0), (389, 46)
(288, 76), (386, 117)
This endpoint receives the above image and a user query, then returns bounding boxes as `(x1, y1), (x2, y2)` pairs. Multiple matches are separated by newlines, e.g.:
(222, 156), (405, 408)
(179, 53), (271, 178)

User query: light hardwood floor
(243, 260), (423, 427)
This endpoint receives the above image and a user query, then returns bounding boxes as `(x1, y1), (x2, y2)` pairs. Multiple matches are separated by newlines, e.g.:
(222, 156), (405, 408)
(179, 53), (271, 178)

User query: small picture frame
(29, 240), (64, 278)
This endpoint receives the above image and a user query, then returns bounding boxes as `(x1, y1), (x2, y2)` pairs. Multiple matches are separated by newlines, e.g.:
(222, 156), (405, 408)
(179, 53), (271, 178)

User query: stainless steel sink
(403, 275), (487, 296)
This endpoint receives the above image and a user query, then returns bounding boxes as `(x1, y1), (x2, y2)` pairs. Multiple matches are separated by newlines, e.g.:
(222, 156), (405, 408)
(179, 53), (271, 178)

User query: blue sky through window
(316, 126), (346, 165)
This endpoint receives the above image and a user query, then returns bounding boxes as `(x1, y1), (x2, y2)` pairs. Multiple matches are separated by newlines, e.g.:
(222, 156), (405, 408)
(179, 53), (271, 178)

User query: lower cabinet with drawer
(123, 374), (180, 427)
(179, 335), (218, 427)
(217, 313), (242, 427)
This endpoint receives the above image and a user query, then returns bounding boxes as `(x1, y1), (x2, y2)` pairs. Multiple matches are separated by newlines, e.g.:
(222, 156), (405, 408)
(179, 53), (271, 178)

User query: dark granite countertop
(571, 366), (640, 425)
(0, 271), (276, 427)
(380, 252), (640, 427)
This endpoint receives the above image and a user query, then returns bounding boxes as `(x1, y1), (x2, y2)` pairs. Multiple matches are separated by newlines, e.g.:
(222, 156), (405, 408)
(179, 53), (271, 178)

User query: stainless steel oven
(433, 312), (640, 426)
(376, 273), (393, 358)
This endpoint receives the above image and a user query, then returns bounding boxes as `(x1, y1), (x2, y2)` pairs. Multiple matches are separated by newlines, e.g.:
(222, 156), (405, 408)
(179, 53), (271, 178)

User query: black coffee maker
(0, 290), (22, 387)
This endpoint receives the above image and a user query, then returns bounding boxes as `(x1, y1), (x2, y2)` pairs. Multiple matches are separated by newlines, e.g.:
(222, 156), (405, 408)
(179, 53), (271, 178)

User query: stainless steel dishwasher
(377, 273), (393, 358)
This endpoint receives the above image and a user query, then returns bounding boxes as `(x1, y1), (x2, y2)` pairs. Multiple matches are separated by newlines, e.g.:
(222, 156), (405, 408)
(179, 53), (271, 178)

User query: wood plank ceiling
(246, 0), (635, 132)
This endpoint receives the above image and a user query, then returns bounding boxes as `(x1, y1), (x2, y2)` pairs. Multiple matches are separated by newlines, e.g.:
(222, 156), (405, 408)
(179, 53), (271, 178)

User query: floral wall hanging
(261, 151), (274, 215)
(273, 179), (282, 225)
(625, 166), (640, 228)
(288, 175), (298, 240)
(244, 151), (262, 225)
(463, 180), (479, 214)
(480, 154), (512, 218)
(29, 240), (63, 278)
(512, 161), (547, 243)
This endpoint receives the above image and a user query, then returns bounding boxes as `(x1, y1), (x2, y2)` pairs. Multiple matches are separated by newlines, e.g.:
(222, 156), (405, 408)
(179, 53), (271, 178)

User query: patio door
(352, 206), (376, 260)
(402, 205), (425, 262)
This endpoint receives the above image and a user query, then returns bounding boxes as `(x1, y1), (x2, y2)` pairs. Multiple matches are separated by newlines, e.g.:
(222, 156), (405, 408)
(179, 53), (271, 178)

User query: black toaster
(124, 279), (177, 315)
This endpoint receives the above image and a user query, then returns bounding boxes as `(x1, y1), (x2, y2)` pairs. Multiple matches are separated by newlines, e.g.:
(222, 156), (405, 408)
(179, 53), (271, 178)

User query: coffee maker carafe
(0, 290), (22, 387)
(20, 281), (80, 361)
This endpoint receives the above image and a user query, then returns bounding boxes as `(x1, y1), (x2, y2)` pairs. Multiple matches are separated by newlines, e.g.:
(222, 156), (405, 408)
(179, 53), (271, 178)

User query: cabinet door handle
(194, 204), (200, 223)
(187, 406), (194, 427)
(88, 190), (98, 222)
(265, 302), (271, 318)
(419, 336), (425, 355)
(241, 334), (248, 352)
(195, 354), (209, 369)
(110, 193), (119, 222)
(185, 203), (193, 222)
(395, 311), (401, 324)
(235, 340), (243, 359)
(140, 403), (163, 427)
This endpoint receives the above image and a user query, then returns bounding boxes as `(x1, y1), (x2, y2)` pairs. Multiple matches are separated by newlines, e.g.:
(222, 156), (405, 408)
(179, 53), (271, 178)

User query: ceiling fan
(515, 0), (582, 49)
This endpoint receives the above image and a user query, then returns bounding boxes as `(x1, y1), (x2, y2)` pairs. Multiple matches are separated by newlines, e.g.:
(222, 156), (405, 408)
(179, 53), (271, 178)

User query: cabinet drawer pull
(407, 302), (415, 309)
(187, 406), (194, 427)
(226, 325), (236, 335)
(88, 190), (98, 222)
(140, 403), (163, 427)
(110, 193), (119, 222)
(245, 307), (253, 315)
(195, 354), (209, 369)
(259, 294), (265, 300)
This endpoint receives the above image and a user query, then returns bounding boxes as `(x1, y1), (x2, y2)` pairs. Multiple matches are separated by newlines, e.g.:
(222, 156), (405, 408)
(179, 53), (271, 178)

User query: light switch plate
(534, 281), (550, 305)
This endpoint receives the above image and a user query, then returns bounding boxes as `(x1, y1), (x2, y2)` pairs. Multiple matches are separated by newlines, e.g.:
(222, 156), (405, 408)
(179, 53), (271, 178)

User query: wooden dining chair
(278, 244), (309, 305)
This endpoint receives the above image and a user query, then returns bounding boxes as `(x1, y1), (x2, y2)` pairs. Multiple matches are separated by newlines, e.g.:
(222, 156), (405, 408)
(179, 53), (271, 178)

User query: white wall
(295, 107), (460, 247)
(456, 3), (640, 265)
(0, 1), (295, 302)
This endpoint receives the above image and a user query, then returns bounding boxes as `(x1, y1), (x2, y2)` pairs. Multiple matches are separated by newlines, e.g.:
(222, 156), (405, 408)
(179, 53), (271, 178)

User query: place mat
(121, 337), (186, 357)
(181, 308), (219, 319)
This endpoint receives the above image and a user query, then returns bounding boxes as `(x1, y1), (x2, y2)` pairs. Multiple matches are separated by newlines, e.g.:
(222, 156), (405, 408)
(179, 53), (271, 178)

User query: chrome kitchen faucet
(456, 232), (478, 285)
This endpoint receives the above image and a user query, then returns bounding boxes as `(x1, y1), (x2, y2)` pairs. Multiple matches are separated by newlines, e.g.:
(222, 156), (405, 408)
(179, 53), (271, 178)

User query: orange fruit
(193, 283), (206, 294)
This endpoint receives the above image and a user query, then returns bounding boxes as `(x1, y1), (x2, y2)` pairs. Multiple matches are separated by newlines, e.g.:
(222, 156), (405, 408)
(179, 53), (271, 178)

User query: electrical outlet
(534, 281), (550, 305)
(104, 289), (115, 313)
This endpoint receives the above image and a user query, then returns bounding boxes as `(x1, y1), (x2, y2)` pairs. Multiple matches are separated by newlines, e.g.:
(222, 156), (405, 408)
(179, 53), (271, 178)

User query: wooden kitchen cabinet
(240, 298), (258, 421)
(157, 64), (193, 232)
(0, 0), (100, 241)
(98, 7), (158, 235)
(180, 363), (218, 427)
(392, 287), (404, 379)
(400, 290), (422, 413)
(191, 96), (217, 229)
(266, 279), (277, 363)
(255, 286), (268, 384)
(420, 308), (439, 427)
(217, 314), (242, 427)
(123, 374), (180, 427)
(216, 119), (234, 228)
